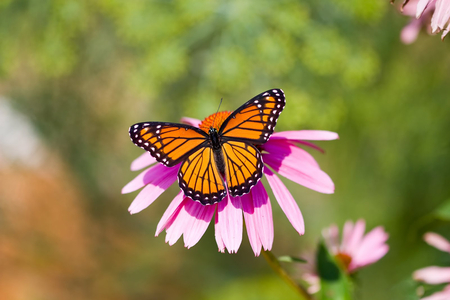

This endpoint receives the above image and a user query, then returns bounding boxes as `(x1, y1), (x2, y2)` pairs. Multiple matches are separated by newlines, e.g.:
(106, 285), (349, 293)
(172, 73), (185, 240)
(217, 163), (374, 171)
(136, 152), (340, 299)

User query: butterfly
(129, 89), (285, 205)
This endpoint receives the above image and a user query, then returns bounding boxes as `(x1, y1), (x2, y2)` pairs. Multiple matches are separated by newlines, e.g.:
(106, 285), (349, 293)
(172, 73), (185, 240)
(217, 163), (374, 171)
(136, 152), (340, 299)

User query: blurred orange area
(0, 162), (97, 299)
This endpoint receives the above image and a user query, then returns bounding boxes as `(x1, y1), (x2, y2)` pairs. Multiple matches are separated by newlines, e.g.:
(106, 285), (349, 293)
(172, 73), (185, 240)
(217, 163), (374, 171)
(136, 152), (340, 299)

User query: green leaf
(277, 256), (307, 264)
(316, 241), (353, 300)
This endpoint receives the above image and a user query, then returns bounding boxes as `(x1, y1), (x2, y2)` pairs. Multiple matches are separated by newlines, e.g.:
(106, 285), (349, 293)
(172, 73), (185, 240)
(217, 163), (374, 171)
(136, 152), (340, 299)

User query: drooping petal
(402, 0), (420, 16)
(349, 244), (389, 272)
(182, 200), (216, 248)
(264, 168), (305, 235)
(214, 214), (226, 253)
(350, 227), (389, 270)
(271, 130), (339, 141)
(122, 163), (178, 194)
(130, 152), (157, 171)
(417, 0), (436, 18)
(241, 182), (274, 255)
(353, 226), (389, 258)
(341, 220), (355, 253)
(263, 139), (320, 168)
(401, 18), (423, 44)
(413, 266), (450, 284)
(215, 195), (243, 253)
(263, 153), (335, 194)
(424, 232), (450, 253)
(252, 182), (274, 251)
(127, 166), (178, 214)
(322, 224), (340, 254)
(430, 0), (450, 32)
(164, 198), (190, 245)
(343, 219), (366, 256)
(421, 285), (450, 300)
(155, 192), (185, 236)
(240, 193), (262, 256)
(181, 117), (202, 127)
(442, 22), (450, 39)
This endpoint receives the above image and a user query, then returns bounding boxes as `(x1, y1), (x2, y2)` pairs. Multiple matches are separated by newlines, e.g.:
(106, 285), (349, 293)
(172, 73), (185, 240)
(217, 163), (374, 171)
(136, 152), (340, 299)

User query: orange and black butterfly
(129, 89), (285, 205)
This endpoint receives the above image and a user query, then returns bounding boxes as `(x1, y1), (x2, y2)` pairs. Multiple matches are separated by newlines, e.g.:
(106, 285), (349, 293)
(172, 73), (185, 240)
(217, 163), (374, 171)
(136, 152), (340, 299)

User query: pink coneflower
(413, 232), (450, 300)
(323, 219), (390, 273)
(398, 0), (450, 43)
(123, 115), (338, 256)
(302, 220), (389, 292)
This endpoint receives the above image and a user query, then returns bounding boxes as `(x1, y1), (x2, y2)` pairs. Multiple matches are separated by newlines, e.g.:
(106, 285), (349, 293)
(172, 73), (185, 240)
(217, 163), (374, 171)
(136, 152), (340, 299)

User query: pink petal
(401, 18), (423, 44)
(122, 163), (178, 194)
(353, 227), (389, 260)
(342, 219), (366, 256)
(322, 224), (340, 254)
(441, 22), (450, 39)
(263, 153), (335, 194)
(295, 141), (325, 153)
(403, 0), (420, 16)
(421, 286), (450, 300)
(417, 0), (436, 18)
(164, 198), (191, 245)
(241, 182), (274, 256)
(130, 152), (157, 171)
(240, 193), (263, 256)
(431, 0), (450, 32)
(349, 244), (389, 272)
(182, 200), (216, 248)
(215, 195), (243, 253)
(424, 232), (450, 253)
(155, 192), (185, 236)
(214, 214), (226, 253)
(414, 266), (450, 284)
(271, 130), (339, 141)
(264, 168), (305, 235)
(341, 220), (355, 253)
(251, 182), (274, 251)
(263, 139), (320, 168)
(181, 117), (202, 127)
(127, 166), (178, 214)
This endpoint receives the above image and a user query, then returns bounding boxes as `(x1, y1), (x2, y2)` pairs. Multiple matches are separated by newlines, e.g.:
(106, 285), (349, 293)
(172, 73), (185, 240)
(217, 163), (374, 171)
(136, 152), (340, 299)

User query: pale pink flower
(413, 232), (450, 300)
(398, 0), (450, 42)
(300, 219), (389, 293)
(123, 116), (338, 256)
(322, 219), (390, 272)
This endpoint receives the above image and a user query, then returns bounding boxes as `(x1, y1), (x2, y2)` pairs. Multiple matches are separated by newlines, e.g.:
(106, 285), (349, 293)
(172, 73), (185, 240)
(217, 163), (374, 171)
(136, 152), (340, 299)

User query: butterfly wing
(218, 88), (285, 196)
(222, 141), (263, 197)
(219, 88), (285, 144)
(178, 147), (227, 205)
(129, 122), (208, 167)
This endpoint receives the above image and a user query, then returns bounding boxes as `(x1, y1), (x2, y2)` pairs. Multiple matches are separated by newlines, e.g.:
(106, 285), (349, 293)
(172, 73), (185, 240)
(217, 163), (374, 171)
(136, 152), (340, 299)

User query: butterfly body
(129, 89), (285, 205)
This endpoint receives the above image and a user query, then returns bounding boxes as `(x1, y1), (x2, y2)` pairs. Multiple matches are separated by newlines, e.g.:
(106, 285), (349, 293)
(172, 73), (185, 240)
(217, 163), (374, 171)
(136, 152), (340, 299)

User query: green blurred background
(1, 0), (449, 299)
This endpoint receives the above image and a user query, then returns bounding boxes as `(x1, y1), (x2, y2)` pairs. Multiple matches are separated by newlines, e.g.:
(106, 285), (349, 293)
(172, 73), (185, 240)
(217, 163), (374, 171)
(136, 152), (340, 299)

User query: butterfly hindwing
(178, 147), (227, 205)
(129, 122), (208, 167)
(219, 88), (285, 144)
(222, 140), (264, 197)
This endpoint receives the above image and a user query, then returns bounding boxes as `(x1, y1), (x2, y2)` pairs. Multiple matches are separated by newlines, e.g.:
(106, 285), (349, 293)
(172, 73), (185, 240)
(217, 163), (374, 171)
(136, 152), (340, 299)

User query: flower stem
(262, 250), (314, 300)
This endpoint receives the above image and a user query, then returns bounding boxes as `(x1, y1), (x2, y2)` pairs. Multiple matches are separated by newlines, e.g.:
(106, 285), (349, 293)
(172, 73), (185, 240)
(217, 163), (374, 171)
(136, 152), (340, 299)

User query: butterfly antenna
(212, 98), (223, 128)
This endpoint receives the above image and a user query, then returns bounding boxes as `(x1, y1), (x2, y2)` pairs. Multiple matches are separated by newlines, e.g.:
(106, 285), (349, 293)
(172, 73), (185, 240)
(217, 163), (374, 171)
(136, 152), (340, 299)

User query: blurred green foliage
(1, 0), (450, 299)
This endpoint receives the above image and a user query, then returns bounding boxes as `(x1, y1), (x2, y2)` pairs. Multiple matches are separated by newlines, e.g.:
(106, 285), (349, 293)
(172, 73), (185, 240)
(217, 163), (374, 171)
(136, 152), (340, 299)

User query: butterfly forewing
(129, 122), (208, 167)
(219, 89), (285, 144)
(178, 147), (227, 205)
(222, 141), (264, 197)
